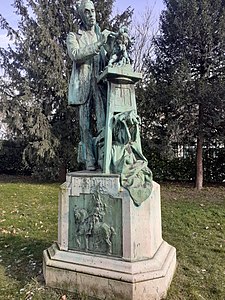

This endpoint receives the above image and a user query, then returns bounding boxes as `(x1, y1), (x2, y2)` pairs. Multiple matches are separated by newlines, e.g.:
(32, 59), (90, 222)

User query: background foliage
(0, 0), (225, 185)
(0, 0), (132, 180)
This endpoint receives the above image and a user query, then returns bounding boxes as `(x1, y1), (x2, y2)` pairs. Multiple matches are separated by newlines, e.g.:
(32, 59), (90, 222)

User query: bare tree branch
(130, 1), (158, 72)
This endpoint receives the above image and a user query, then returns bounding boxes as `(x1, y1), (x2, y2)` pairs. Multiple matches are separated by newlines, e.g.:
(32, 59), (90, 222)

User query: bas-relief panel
(68, 184), (122, 257)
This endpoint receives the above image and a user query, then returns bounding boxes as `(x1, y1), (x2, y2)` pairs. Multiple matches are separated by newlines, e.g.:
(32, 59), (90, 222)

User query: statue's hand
(98, 33), (107, 46)
(102, 29), (115, 42)
(95, 34), (107, 53)
(100, 29), (117, 54)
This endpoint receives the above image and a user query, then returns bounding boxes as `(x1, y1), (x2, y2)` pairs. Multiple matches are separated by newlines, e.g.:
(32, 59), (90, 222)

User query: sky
(115, 0), (165, 19)
(0, 0), (165, 48)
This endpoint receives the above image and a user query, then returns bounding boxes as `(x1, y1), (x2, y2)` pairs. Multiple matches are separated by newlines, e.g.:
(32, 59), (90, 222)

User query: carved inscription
(71, 176), (119, 196)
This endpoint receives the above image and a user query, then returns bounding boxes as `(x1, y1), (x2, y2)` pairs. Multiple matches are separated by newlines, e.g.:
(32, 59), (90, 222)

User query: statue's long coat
(67, 24), (105, 105)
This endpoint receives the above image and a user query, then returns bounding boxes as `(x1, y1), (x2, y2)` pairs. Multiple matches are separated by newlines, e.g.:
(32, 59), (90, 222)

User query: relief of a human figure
(67, 0), (108, 171)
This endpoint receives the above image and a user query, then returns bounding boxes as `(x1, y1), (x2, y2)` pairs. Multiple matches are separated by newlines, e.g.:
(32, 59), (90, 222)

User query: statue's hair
(76, 0), (94, 14)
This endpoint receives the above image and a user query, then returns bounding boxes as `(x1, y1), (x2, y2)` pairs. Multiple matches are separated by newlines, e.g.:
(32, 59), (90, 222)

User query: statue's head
(77, 0), (96, 29)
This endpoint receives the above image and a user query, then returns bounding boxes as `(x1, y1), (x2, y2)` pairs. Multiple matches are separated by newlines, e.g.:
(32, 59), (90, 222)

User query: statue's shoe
(86, 164), (96, 171)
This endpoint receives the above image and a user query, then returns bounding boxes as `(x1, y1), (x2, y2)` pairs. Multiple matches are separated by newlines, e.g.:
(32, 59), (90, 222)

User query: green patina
(68, 188), (122, 256)
(99, 66), (153, 206)
(67, 0), (153, 206)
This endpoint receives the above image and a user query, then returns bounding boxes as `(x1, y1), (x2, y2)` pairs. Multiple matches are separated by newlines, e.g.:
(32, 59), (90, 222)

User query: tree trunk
(195, 134), (203, 190)
(195, 100), (204, 190)
(59, 163), (67, 182)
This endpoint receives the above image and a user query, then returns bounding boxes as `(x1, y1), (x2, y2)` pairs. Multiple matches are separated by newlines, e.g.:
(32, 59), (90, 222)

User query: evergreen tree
(148, 0), (225, 188)
(0, 0), (132, 180)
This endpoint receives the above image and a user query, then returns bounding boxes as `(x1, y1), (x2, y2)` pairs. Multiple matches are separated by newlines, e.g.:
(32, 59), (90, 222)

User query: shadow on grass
(0, 233), (52, 284)
(0, 235), (100, 299)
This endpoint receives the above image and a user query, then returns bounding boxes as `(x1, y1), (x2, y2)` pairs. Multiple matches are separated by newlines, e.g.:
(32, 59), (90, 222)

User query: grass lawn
(0, 175), (224, 299)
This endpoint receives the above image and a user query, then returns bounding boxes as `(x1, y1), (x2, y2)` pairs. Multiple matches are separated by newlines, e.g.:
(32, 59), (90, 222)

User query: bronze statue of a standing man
(67, 0), (107, 171)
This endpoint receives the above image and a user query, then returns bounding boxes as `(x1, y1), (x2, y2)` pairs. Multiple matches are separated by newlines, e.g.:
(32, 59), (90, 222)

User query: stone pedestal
(43, 172), (176, 299)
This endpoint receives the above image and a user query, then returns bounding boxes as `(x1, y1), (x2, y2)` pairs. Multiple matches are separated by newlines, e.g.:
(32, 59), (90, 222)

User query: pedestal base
(43, 240), (176, 300)
(43, 172), (176, 299)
